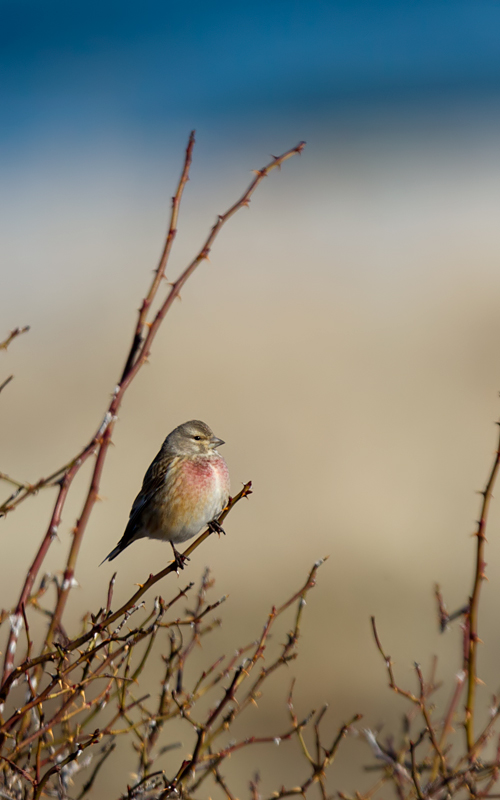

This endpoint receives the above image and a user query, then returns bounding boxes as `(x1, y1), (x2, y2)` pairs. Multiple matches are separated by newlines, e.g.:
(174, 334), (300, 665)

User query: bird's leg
(170, 542), (189, 571)
(208, 519), (226, 537)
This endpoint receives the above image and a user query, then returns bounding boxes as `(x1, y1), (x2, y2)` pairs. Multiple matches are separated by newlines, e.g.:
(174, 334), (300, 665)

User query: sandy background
(3, 2), (500, 796)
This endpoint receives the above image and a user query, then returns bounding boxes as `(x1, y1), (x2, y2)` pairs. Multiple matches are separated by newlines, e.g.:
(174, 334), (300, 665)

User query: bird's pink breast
(182, 455), (229, 486)
(153, 454), (230, 543)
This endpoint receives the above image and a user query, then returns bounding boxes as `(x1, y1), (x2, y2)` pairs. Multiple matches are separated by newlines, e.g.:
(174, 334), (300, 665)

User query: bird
(101, 420), (230, 570)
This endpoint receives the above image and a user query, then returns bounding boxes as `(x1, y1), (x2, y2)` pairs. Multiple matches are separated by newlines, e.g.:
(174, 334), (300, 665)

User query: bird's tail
(100, 520), (138, 565)
(99, 543), (123, 566)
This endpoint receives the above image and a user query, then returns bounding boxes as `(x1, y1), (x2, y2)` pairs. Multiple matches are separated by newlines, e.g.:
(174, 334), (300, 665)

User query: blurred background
(2, 0), (500, 795)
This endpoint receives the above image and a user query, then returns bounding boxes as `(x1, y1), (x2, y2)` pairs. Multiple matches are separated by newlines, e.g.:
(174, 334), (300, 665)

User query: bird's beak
(210, 436), (225, 448)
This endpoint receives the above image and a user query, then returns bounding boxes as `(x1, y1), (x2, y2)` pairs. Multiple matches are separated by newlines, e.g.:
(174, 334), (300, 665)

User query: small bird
(102, 420), (230, 570)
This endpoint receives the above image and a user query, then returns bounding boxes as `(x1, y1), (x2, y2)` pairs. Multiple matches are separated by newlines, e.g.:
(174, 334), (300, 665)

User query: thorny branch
(1, 136), (361, 800)
(0, 327), (30, 352)
(8, 131), (500, 800)
(0, 562), (359, 799)
(362, 417), (500, 800)
(0, 326), (29, 399)
(464, 421), (500, 753)
(1, 136), (305, 685)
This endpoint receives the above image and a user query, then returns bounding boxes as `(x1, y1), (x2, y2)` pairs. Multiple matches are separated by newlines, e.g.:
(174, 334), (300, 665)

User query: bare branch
(0, 326), (30, 351)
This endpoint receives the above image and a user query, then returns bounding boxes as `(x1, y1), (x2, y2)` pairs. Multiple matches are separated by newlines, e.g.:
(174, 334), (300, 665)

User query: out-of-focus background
(2, 0), (500, 794)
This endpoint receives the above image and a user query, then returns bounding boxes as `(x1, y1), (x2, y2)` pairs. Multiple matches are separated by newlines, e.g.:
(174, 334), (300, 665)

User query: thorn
(0, 375), (14, 394)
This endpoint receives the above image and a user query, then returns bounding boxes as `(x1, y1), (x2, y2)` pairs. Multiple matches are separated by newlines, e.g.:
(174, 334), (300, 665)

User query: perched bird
(102, 420), (230, 570)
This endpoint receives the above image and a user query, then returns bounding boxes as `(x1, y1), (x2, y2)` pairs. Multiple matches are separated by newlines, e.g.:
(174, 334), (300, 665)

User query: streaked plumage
(102, 420), (230, 569)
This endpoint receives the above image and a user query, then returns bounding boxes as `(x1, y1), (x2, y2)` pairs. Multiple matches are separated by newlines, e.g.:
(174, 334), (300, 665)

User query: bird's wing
(103, 455), (181, 563)
(124, 454), (182, 536)
(102, 453), (188, 564)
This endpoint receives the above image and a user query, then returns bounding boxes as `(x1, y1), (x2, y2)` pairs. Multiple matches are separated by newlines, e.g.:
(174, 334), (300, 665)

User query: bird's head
(165, 420), (225, 457)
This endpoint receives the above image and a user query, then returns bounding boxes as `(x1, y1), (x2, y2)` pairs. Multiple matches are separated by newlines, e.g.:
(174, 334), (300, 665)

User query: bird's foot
(208, 519), (226, 537)
(171, 543), (189, 571)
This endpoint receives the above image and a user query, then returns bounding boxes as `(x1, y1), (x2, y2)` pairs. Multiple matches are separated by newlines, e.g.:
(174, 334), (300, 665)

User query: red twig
(465, 421), (500, 754)
(0, 326), (30, 351)
(120, 131), (195, 382)
(67, 483), (251, 653)
(2, 449), (101, 683)
(1, 137), (304, 683)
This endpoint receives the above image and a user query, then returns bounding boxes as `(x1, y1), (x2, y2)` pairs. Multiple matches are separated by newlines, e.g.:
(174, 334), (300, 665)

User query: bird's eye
(193, 435), (202, 441)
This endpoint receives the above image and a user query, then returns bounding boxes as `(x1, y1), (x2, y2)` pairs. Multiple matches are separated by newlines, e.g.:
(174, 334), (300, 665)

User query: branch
(0, 326), (30, 351)
(0, 376), (13, 395)
(120, 131), (195, 381)
(1, 136), (304, 683)
(465, 420), (500, 754)
(66, 483), (251, 653)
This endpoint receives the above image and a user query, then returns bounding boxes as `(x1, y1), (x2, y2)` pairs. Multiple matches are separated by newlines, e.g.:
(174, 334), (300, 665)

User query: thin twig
(0, 326), (30, 351)
(465, 421), (500, 754)
(68, 483), (251, 652)
(0, 137), (309, 800)
(0, 376), (13, 395)
(7, 138), (302, 680)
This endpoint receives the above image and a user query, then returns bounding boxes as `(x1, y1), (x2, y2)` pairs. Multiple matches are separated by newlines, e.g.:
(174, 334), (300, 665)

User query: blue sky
(3, 0), (500, 148)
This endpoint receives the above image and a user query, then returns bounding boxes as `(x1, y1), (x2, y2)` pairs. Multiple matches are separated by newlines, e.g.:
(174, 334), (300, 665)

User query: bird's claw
(171, 544), (190, 571)
(208, 520), (226, 536)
